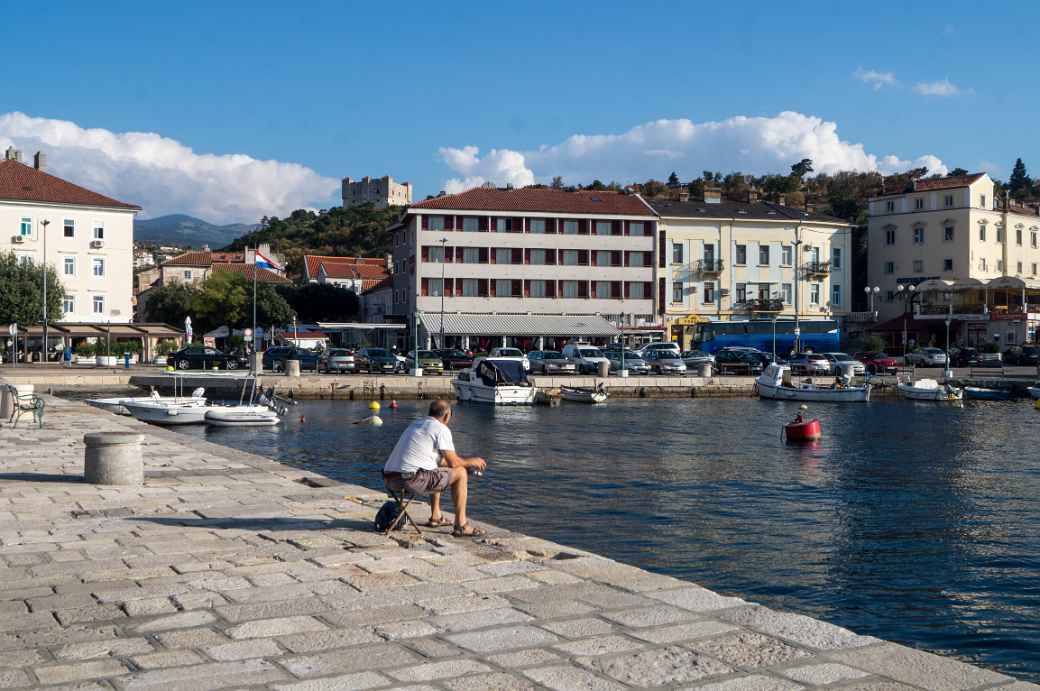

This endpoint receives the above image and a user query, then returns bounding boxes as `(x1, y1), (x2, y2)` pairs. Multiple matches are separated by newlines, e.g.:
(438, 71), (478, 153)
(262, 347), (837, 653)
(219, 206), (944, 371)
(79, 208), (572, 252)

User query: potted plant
(95, 341), (117, 367)
(73, 342), (96, 366)
(154, 339), (177, 365)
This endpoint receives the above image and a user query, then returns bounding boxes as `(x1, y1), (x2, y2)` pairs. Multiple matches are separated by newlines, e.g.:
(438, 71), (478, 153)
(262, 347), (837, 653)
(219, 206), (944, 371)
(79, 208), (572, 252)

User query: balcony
(913, 303), (988, 321)
(846, 311), (878, 323)
(735, 298), (785, 314)
(696, 259), (724, 275)
(803, 261), (830, 277)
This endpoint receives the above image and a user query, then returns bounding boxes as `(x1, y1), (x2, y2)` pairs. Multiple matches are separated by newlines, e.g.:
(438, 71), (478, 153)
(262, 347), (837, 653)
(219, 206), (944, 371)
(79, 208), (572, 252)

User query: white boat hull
(560, 388), (608, 404)
(453, 380), (537, 405)
(87, 396), (204, 416)
(756, 380), (871, 402)
(122, 401), (210, 425)
(897, 381), (963, 401)
(205, 406), (280, 427)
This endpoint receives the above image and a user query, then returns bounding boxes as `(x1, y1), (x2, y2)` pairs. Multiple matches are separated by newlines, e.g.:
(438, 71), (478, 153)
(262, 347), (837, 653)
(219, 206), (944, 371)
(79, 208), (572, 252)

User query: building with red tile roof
(303, 254), (390, 292)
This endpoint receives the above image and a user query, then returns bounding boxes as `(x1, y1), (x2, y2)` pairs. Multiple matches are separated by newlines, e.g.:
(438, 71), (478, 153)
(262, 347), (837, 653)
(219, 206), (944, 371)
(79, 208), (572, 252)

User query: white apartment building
(651, 193), (853, 348)
(391, 187), (658, 350)
(0, 148), (139, 323)
(867, 172), (1040, 345)
(342, 175), (412, 209)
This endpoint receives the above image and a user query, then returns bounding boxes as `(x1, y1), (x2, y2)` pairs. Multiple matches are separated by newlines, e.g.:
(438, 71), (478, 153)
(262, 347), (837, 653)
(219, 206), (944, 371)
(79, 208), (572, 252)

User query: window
(944, 194), (954, 207)
(461, 278), (479, 297)
(831, 284), (841, 307)
(979, 225), (986, 241)
(885, 229), (896, 245)
(1033, 263), (1038, 276)
(529, 249), (546, 265)
(529, 218), (545, 234)
(913, 227), (924, 244)
(628, 222), (647, 236)
(1017, 261), (1023, 274)
(494, 218), (515, 232)
(63, 257), (75, 275)
(427, 215), (445, 231)
(832, 247), (841, 269)
(735, 283), (747, 303)
(1033, 231), (1038, 249)
(944, 258), (953, 272)
(944, 225), (954, 241)
(494, 248), (512, 264)
(595, 251), (612, 267)
(63, 296), (75, 314)
(628, 282), (647, 299)
(781, 245), (793, 265)
(489, 279), (510, 297)
(672, 281), (683, 303)
(782, 283), (793, 304)
(913, 260), (923, 273)
(563, 220), (579, 235)
(1017, 228), (1023, 245)
(92, 295), (105, 314)
(884, 261), (894, 274)
(561, 250), (579, 266)
(702, 281), (714, 304)
(594, 221), (612, 236)
(529, 279), (547, 297)
(92, 258), (105, 277)
(914, 198), (924, 210)
(428, 278), (444, 297)
(628, 251), (646, 266)
(561, 280), (579, 298)
(462, 217), (479, 232)
(885, 200), (895, 213)
(64, 219), (75, 238)
(735, 244), (747, 265)
(810, 283), (820, 304)
(758, 245), (770, 265)
(980, 195), (987, 208)
(596, 281), (612, 299)
(672, 243), (683, 264)
(886, 290), (895, 303)
(979, 258), (988, 271)
(429, 245), (446, 262)
(463, 247), (480, 263)
(997, 259), (1004, 272)
(997, 228), (1005, 242)
(20, 217), (31, 236)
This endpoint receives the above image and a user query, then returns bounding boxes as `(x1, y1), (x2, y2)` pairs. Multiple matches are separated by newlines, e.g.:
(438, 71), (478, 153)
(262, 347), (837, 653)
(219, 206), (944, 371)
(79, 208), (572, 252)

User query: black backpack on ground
(373, 500), (401, 532)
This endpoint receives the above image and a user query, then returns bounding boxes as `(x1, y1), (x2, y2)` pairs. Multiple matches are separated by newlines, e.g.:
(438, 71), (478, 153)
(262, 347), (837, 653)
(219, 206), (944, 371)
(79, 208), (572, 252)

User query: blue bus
(696, 320), (840, 355)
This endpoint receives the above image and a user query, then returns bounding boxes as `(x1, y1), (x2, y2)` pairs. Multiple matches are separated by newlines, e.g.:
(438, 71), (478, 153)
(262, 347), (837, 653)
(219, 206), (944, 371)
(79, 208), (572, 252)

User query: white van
(638, 341), (681, 358)
(562, 343), (610, 374)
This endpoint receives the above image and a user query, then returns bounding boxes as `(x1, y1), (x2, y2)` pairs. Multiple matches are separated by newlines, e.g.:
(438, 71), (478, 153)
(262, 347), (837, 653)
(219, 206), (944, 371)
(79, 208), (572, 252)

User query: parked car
(319, 348), (356, 373)
(262, 346), (321, 372)
(822, 352), (866, 376)
(854, 351), (898, 375)
(714, 348), (762, 374)
(436, 349), (474, 371)
(643, 349), (688, 374)
(527, 351), (577, 375)
(355, 347), (400, 373)
(603, 349), (651, 374)
(489, 347), (530, 371)
(167, 346), (247, 371)
(680, 350), (715, 369)
(562, 343), (611, 374)
(949, 346), (980, 367)
(1002, 345), (1040, 366)
(787, 352), (833, 375)
(976, 349), (1004, 368)
(638, 341), (681, 358)
(405, 349), (445, 374)
(906, 347), (948, 367)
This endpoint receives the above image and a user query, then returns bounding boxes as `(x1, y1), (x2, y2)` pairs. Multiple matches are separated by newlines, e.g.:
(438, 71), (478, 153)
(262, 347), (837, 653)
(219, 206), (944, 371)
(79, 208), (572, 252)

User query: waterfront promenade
(0, 395), (1034, 690)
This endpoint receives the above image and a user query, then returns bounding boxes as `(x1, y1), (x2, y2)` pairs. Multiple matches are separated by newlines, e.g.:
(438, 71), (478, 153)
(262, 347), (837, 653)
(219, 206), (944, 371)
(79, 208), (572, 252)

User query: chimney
(703, 186), (722, 204)
(777, 193), (787, 207)
(33, 151), (45, 171)
(4, 146), (21, 162)
(745, 188), (759, 203)
(678, 189), (690, 203)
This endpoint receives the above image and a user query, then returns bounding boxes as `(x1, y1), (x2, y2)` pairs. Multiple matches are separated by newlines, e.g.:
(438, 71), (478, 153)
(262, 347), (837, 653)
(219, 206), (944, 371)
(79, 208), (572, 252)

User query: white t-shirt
(383, 417), (455, 474)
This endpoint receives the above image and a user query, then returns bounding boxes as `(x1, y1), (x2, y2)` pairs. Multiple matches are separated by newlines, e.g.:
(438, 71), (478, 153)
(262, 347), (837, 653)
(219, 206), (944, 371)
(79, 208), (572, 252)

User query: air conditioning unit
(11, 235), (24, 244)
(90, 240), (104, 249)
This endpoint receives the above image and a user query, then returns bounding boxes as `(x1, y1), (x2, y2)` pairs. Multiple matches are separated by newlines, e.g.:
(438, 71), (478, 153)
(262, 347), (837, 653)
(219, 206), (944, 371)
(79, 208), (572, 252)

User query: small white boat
(122, 398), (212, 425)
(897, 378), (963, 401)
(205, 405), (280, 427)
(87, 388), (206, 416)
(453, 357), (537, 405)
(560, 386), (608, 404)
(756, 364), (870, 402)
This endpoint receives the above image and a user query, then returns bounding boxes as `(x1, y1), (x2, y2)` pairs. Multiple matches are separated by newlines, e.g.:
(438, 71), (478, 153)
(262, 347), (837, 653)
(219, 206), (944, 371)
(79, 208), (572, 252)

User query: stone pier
(0, 394), (1033, 690)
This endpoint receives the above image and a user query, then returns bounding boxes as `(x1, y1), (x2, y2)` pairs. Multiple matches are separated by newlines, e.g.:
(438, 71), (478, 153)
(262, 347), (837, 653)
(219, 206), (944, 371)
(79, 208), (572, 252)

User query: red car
(854, 351), (898, 375)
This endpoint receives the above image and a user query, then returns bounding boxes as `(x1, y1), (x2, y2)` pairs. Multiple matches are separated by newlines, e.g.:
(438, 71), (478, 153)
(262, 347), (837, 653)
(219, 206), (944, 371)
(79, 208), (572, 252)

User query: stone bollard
(84, 432), (145, 486)
(598, 360), (610, 378)
(253, 352), (264, 373)
(286, 359), (301, 377)
(697, 362), (712, 377)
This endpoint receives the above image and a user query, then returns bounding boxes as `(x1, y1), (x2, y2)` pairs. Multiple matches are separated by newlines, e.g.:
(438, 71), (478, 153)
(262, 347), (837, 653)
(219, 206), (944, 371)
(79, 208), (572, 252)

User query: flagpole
(252, 245), (258, 366)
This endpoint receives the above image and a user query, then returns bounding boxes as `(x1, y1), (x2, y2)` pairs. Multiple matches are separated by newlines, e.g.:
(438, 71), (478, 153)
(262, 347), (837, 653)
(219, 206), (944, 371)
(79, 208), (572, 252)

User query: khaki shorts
(384, 468), (451, 495)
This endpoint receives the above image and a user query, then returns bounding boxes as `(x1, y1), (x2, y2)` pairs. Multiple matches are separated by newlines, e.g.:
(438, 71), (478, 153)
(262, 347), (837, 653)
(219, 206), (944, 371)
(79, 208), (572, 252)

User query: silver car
(605, 350), (650, 374)
(319, 348), (356, 373)
(527, 351), (576, 375)
(822, 352), (865, 376)
(907, 347), (948, 367)
(644, 349), (688, 374)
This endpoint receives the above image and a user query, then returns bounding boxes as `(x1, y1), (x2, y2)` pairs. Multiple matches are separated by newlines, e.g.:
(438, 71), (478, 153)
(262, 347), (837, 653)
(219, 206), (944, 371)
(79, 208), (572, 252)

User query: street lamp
(863, 285), (880, 319)
(439, 237), (448, 350)
(896, 284), (917, 358)
(944, 310), (953, 381)
(41, 219), (50, 362)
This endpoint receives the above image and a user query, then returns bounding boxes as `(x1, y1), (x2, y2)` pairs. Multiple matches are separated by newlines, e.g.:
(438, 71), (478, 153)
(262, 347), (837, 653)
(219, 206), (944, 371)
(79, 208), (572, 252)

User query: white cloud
(912, 79), (969, 97)
(854, 67), (898, 91)
(0, 112), (339, 223)
(438, 111), (948, 191)
(979, 160), (1001, 176)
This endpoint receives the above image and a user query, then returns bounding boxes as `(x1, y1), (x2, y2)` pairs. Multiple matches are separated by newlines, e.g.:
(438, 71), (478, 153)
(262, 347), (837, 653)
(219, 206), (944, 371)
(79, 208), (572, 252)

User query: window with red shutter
(421, 247), (429, 261)
(421, 277), (429, 296)
(514, 217), (523, 233)
(479, 247), (489, 263)
(523, 280), (530, 297)
(612, 250), (621, 267)
(512, 279), (522, 297)
(421, 216), (429, 230)
(658, 231), (666, 268)
(623, 282), (630, 299)
(645, 281), (653, 297)
(578, 219), (588, 235)
(612, 220), (621, 236)
(547, 218), (556, 234)
(524, 248), (531, 264)
(578, 250), (589, 266)
(445, 216), (454, 231)
(623, 221), (630, 236)
(547, 249), (557, 265)
(547, 281), (556, 297)
(644, 253), (652, 267)
(657, 279), (665, 313)
(479, 216), (489, 231)
(512, 248), (522, 264)
(578, 281), (588, 298)
(479, 279), (489, 297)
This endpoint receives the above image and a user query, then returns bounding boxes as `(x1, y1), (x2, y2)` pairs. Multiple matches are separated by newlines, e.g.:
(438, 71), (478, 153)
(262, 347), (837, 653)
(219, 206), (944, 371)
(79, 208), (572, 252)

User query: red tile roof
(913, 173), (985, 191)
(163, 251), (214, 267)
(0, 160), (140, 210)
(211, 263), (292, 285)
(410, 187), (654, 216)
(362, 275), (394, 294)
(303, 255), (389, 282)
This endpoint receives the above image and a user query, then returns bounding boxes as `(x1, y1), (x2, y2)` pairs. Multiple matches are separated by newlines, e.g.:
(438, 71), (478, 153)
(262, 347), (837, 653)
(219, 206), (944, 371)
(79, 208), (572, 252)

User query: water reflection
(175, 397), (1040, 681)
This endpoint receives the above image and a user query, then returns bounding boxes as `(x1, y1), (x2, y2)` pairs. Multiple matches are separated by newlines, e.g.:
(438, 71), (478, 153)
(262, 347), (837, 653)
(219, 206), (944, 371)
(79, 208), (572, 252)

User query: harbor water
(171, 397), (1040, 681)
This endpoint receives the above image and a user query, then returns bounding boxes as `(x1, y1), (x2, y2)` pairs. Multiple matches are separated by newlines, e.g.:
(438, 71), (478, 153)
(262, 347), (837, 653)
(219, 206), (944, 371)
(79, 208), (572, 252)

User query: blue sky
(1, 1), (1036, 222)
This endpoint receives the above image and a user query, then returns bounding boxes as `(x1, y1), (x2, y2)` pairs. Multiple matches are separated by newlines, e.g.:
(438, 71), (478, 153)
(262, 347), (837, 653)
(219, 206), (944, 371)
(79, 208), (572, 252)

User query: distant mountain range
(134, 214), (257, 249)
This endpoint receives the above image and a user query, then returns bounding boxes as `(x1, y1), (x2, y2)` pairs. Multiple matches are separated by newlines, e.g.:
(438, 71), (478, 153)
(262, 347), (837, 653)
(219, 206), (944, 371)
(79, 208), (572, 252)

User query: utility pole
(41, 219), (50, 363)
(439, 237), (448, 349)
(793, 223), (802, 354)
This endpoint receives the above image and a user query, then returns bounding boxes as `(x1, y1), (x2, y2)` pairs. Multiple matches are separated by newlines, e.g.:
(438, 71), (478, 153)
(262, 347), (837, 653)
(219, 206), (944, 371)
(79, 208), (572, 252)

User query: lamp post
(41, 219), (50, 362)
(772, 316), (778, 361)
(896, 284), (917, 358)
(863, 285), (880, 319)
(438, 237), (448, 349)
(792, 224), (803, 354)
(944, 310), (953, 381)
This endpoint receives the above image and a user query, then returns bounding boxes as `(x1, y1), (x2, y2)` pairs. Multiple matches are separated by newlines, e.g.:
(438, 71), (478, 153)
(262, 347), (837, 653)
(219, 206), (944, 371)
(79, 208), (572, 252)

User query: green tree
(193, 272), (293, 333)
(550, 176), (565, 189)
(667, 171), (680, 186)
(142, 282), (196, 326)
(588, 179), (607, 191)
(0, 251), (64, 325)
(278, 283), (360, 323)
(949, 167), (970, 177)
(790, 158), (814, 178)
(1008, 158), (1031, 201)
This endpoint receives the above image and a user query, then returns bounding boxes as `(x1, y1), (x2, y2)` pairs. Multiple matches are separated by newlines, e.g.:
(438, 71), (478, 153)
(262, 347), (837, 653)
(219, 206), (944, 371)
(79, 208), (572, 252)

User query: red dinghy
(785, 417), (822, 442)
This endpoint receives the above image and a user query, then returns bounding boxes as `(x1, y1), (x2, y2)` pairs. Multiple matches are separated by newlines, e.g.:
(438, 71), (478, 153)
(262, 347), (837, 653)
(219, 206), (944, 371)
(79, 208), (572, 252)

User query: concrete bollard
(286, 359), (301, 377)
(253, 352), (264, 373)
(84, 433), (145, 486)
(598, 360), (610, 378)
(697, 362), (712, 377)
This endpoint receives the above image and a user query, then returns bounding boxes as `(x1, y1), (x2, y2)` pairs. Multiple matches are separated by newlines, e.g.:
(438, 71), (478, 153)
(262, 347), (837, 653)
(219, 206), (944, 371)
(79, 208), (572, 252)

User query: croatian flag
(254, 250), (281, 271)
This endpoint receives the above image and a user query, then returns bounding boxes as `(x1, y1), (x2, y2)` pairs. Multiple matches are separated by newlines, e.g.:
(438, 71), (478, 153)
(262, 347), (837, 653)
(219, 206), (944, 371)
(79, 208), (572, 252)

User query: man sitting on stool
(382, 399), (487, 537)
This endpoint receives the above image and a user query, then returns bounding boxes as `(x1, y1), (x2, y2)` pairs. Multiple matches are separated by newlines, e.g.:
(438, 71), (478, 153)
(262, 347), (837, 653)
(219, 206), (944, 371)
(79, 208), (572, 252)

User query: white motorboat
(87, 388), (206, 416)
(453, 357), (537, 405)
(756, 364), (871, 402)
(122, 396), (212, 425)
(560, 386), (608, 404)
(897, 378), (963, 402)
(205, 405), (280, 427)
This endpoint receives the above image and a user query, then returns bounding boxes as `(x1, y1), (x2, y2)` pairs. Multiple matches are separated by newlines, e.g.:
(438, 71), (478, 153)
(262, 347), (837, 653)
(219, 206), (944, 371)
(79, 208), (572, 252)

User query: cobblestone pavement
(0, 395), (1033, 691)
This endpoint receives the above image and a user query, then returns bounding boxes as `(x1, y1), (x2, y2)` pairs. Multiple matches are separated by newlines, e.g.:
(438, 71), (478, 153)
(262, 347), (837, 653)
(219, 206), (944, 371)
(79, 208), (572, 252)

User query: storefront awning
(417, 312), (620, 337)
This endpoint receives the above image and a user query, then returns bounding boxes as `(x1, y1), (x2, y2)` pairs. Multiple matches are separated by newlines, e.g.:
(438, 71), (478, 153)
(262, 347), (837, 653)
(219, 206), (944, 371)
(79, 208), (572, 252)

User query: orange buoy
(390, 400), (399, 410)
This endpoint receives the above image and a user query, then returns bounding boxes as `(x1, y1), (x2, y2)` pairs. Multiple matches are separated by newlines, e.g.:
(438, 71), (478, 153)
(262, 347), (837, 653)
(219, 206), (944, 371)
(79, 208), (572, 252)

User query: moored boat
(897, 378), (963, 402)
(964, 386), (1012, 401)
(756, 364), (870, 402)
(453, 357), (537, 405)
(122, 398), (212, 425)
(560, 386), (608, 404)
(205, 405), (280, 427)
(87, 388), (206, 416)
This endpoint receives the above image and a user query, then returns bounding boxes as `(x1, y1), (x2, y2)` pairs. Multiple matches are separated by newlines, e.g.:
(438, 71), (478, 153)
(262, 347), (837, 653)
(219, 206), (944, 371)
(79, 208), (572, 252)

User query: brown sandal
(452, 522), (485, 538)
(425, 516), (450, 527)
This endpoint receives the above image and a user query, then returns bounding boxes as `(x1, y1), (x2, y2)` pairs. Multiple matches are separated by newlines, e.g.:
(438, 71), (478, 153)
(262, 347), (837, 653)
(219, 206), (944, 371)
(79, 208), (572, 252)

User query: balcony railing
(803, 261), (830, 276)
(696, 259), (724, 274)
(846, 311), (878, 322)
(735, 298), (785, 313)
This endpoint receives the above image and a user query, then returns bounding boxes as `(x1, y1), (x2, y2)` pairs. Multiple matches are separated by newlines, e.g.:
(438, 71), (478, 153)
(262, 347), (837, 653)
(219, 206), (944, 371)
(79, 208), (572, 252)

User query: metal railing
(803, 261), (830, 275)
(695, 259), (724, 274)
(735, 298), (785, 313)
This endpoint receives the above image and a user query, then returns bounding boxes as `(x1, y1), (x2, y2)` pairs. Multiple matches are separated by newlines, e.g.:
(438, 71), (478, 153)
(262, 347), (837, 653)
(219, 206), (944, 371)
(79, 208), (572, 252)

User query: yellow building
(649, 191), (853, 349)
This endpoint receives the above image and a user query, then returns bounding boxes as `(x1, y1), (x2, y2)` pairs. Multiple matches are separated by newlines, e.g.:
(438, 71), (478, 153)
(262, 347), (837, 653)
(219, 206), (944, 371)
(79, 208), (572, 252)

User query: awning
(417, 312), (620, 337)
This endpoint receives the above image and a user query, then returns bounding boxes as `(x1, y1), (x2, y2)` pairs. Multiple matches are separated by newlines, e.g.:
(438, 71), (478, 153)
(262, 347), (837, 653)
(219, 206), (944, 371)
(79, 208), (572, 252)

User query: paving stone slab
(778, 662), (872, 685)
(827, 642), (1012, 689)
(131, 649), (205, 669)
(113, 657), (287, 690)
(429, 607), (533, 633)
(132, 610), (217, 634)
(523, 664), (629, 691)
(204, 637), (283, 661)
(628, 620), (738, 644)
(54, 637), (155, 661)
(580, 645), (734, 687)
(719, 606), (877, 651)
(687, 630), (811, 668)
(445, 625), (561, 653)
(681, 673), (804, 690)
(540, 617), (615, 639)
(389, 658), (493, 682)
(443, 671), (538, 691)
(280, 643), (422, 677)
(34, 658), (129, 685)
(487, 648), (565, 669)
(600, 604), (697, 628)
(648, 586), (748, 612)
(225, 615), (328, 640)
(554, 634), (645, 657)
(270, 671), (391, 691)
(276, 628), (383, 653)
